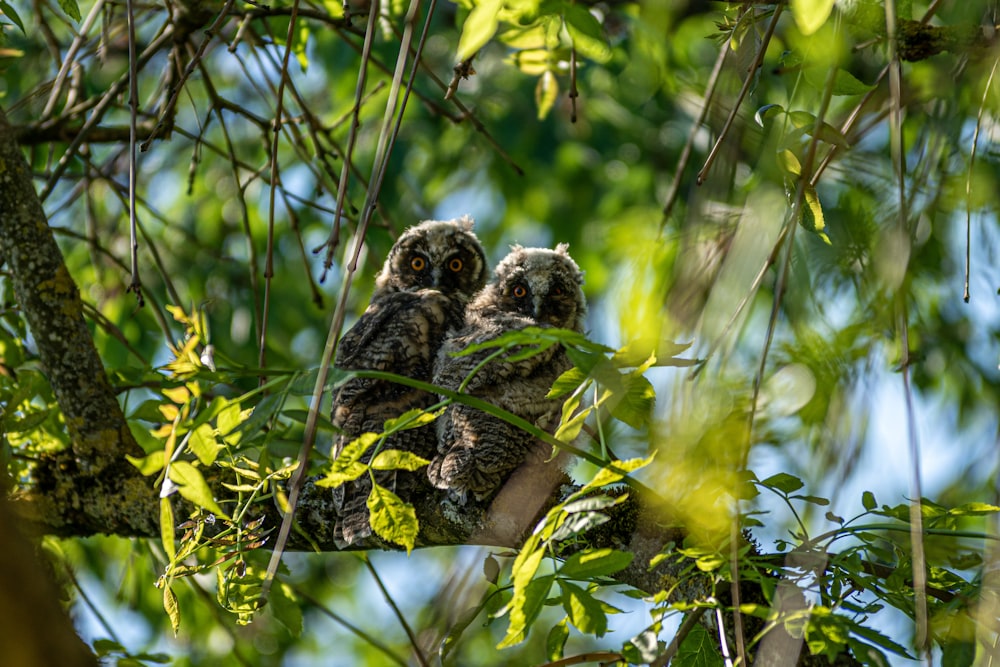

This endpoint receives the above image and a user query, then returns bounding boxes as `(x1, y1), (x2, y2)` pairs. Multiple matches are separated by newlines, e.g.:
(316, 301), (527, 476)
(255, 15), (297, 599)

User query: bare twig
(697, 5), (783, 184)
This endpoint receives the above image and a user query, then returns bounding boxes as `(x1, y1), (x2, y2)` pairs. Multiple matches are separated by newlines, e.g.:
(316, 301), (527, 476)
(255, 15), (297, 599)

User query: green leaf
(802, 185), (832, 244)
(367, 482), (419, 554)
(559, 580), (608, 636)
(606, 372), (655, 429)
(383, 407), (441, 433)
(582, 454), (656, 491)
(370, 449), (430, 472)
(563, 5), (611, 63)
(457, 0), (504, 61)
(188, 423), (222, 466)
(270, 581), (303, 637)
(168, 461), (228, 518)
(559, 548), (633, 579)
(547, 365), (588, 398)
(675, 621), (724, 666)
(759, 472), (804, 494)
(0, 0), (26, 33)
(127, 451), (165, 476)
(862, 490), (877, 511)
(949, 502), (1000, 516)
(317, 432), (378, 488)
(792, 494), (830, 506)
(791, 0), (834, 35)
(57, 0), (81, 21)
(160, 497), (176, 560)
(755, 103), (785, 126)
(498, 574), (553, 648)
(546, 618), (569, 661)
(554, 404), (591, 442)
(163, 584), (181, 636)
(550, 511), (610, 542)
(535, 70), (559, 120)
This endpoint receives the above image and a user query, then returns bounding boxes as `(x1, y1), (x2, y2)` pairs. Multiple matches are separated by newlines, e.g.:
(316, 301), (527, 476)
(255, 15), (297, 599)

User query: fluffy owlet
(331, 216), (488, 545)
(427, 244), (586, 502)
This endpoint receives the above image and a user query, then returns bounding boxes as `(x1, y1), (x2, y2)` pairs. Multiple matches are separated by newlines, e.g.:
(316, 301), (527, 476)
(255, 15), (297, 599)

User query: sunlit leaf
(160, 497), (176, 560)
(546, 618), (569, 661)
(563, 5), (611, 63)
(498, 574), (553, 648)
(168, 460), (228, 518)
(188, 423), (222, 466)
(559, 548), (633, 579)
(535, 70), (559, 120)
(457, 0), (504, 61)
(317, 432), (378, 488)
(163, 584), (181, 635)
(367, 482), (419, 553)
(127, 451), (165, 476)
(791, 0), (835, 35)
(370, 449), (430, 472)
(559, 580), (608, 636)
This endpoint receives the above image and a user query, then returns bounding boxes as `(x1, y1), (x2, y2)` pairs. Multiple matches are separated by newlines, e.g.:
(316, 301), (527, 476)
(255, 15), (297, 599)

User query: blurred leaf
(57, 0), (81, 21)
(535, 70), (559, 120)
(0, 0), (26, 33)
(792, 0), (835, 35)
(760, 472), (805, 494)
(546, 617), (569, 661)
(457, 0), (504, 61)
(563, 4), (611, 63)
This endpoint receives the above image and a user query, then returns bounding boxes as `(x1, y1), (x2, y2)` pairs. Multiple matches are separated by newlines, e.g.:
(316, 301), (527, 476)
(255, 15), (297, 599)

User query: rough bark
(0, 108), (157, 535)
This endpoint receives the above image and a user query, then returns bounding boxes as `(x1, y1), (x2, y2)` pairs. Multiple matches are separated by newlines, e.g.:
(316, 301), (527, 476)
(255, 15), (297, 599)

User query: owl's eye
(512, 284), (528, 298)
(410, 256), (427, 271)
(448, 257), (464, 272)
(551, 286), (563, 296)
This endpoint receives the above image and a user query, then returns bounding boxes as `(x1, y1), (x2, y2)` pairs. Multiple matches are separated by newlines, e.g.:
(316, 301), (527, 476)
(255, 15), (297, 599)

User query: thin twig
(258, 0), (301, 382)
(293, 585), (410, 667)
(697, 5), (783, 185)
(262, 0), (383, 601)
(125, 0), (144, 307)
(363, 555), (431, 667)
(884, 0), (928, 655)
(964, 58), (998, 303)
(662, 40), (729, 223)
(568, 47), (579, 123)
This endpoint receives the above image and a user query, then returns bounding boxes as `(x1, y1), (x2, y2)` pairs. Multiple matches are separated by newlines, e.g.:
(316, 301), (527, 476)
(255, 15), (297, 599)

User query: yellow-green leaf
(457, 0), (504, 61)
(370, 450), (430, 472)
(160, 497), (176, 560)
(802, 186), (832, 244)
(560, 580), (608, 636)
(563, 5), (611, 63)
(317, 432), (378, 488)
(383, 407), (440, 433)
(792, 0), (835, 35)
(498, 575), (553, 648)
(168, 460), (228, 518)
(582, 454), (656, 491)
(367, 482), (419, 554)
(188, 423), (222, 466)
(163, 584), (181, 635)
(127, 451), (165, 476)
(554, 405), (592, 443)
(535, 70), (559, 120)
(778, 149), (802, 176)
(559, 548), (633, 579)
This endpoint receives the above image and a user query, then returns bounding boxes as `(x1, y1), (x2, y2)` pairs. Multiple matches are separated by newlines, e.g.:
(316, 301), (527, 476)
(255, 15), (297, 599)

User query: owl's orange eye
(410, 256), (426, 271)
(552, 286), (563, 295)
(512, 285), (528, 298)
(448, 258), (464, 272)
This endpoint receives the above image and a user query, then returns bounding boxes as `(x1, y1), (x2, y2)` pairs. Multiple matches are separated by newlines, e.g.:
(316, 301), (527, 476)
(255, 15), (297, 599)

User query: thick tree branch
(0, 107), (156, 534)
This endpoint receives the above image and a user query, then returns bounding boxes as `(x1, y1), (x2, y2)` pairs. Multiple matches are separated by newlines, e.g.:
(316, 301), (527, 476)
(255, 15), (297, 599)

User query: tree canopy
(1, 0), (999, 665)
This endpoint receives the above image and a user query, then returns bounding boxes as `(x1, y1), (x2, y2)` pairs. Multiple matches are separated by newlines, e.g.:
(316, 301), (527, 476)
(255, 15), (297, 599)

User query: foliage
(1, 0), (999, 665)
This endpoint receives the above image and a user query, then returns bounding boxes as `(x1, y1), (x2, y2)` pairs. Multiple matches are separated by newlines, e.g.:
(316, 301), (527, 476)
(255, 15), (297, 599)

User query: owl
(331, 216), (488, 546)
(427, 243), (587, 502)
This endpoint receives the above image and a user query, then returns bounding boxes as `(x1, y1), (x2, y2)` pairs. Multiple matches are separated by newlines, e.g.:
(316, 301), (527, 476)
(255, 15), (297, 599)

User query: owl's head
(375, 216), (488, 300)
(480, 243), (587, 331)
